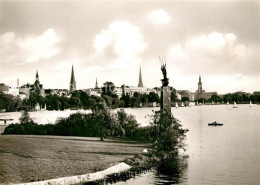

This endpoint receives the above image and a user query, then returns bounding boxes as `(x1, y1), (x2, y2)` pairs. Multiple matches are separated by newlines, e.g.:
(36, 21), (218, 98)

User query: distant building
(138, 66), (144, 87)
(84, 89), (101, 97)
(0, 83), (19, 96)
(194, 75), (214, 101)
(123, 86), (156, 97)
(19, 71), (45, 98)
(177, 90), (195, 101)
(69, 65), (76, 92)
(95, 78), (99, 89)
(0, 83), (9, 93)
(45, 89), (69, 97)
(114, 87), (124, 98)
(33, 71), (45, 96)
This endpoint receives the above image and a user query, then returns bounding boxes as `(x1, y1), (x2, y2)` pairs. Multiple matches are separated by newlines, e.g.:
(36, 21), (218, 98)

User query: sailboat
(181, 102), (184, 107)
(233, 101), (238, 108)
(249, 101), (252, 107)
(227, 101), (229, 105)
(175, 102), (178, 108)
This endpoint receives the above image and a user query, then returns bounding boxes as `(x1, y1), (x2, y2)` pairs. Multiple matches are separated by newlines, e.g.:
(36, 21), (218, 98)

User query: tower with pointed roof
(33, 70), (45, 97)
(69, 65), (76, 92)
(198, 75), (202, 93)
(138, 66), (144, 87)
(35, 70), (40, 85)
(95, 78), (98, 89)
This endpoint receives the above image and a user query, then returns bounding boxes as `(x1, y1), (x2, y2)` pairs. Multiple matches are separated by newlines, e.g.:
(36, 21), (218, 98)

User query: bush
(149, 111), (188, 174)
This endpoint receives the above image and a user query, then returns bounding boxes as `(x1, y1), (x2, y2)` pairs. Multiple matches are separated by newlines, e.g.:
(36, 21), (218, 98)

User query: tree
(120, 93), (131, 107)
(102, 81), (115, 97)
(150, 111), (188, 174)
(19, 110), (33, 124)
(91, 102), (117, 141)
(208, 94), (222, 103)
(181, 97), (190, 102)
(171, 92), (177, 102)
(116, 109), (139, 137)
(148, 92), (160, 103)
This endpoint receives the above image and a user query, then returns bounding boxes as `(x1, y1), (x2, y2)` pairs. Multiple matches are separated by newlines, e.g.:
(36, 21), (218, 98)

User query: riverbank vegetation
(3, 105), (143, 141)
(2, 99), (189, 183)
(1, 87), (259, 112)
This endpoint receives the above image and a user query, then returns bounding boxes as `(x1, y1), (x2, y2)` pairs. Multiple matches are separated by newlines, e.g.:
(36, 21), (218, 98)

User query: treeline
(3, 104), (154, 142)
(0, 81), (160, 112)
(197, 92), (260, 104)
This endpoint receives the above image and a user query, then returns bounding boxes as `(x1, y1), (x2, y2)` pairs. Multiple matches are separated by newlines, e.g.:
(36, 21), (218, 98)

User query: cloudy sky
(0, 0), (259, 94)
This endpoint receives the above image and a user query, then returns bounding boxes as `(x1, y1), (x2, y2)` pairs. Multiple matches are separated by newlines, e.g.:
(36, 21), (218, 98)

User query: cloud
(148, 9), (171, 25)
(93, 21), (147, 68)
(166, 32), (258, 77)
(0, 29), (60, 63)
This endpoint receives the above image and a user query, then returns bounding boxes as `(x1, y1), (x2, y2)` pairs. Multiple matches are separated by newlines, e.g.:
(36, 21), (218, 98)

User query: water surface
(1, 105), (259, 184)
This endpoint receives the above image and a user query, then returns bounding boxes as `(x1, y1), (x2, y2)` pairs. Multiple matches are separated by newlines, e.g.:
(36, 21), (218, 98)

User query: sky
(0, 0), (259, 94)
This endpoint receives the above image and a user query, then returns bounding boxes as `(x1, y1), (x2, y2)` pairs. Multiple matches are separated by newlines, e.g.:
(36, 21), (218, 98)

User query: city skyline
(0, 0), (259, 94)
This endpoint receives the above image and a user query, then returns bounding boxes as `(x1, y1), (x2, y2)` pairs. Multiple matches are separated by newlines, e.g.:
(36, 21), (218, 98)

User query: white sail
(233, 101), (238, 108)
(181, 102), (184, 107)
(249, 101), (252, 107)
(175, 102), (178, 108)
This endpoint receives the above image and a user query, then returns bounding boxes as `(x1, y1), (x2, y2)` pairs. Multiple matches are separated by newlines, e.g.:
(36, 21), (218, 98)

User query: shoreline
(0, 135), (149, 184)
(10, 162), (131, 185)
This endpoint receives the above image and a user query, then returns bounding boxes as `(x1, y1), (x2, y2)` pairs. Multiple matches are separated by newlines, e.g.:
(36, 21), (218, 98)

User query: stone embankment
(11, 162), (131, 185)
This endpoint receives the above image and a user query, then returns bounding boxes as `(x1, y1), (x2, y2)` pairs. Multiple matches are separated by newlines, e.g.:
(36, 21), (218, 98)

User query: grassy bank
(0, 135), (149, 184)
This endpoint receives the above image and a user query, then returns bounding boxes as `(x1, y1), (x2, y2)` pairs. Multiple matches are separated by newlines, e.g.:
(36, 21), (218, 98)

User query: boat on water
(208, 121), (223, 126)
(175, 102), (178, 108)
(233, 101), (238, 108)
(249, 101), (252, 107)
(227, 101), (229, 105)
(181, 102), (184, 107)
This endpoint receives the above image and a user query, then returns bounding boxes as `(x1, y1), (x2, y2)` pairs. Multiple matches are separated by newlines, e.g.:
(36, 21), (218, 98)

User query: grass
(0, 135), (148, 184)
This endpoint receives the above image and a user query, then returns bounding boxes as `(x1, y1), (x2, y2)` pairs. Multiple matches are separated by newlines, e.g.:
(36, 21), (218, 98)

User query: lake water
(0, 105), (259, 185)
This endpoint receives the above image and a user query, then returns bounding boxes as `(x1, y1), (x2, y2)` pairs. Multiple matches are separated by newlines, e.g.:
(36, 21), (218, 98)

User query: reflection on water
(116, 105), (260, 185)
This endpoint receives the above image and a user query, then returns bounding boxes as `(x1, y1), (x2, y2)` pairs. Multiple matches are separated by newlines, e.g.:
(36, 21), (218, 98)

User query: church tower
(69, 65), (76, 92)
(35, 70), (40, 84)
(198, 75), (202, 93)
(95, 78), (98, 89)
(138, 66), (144, 87)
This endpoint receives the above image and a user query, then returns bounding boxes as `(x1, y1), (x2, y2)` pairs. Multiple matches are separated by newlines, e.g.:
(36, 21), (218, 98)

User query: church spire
(198, 74), (202, 93)
(35, 70), (39, 84)
(95, 78), (98, 89)
(70, 65), (76, 92)
(138, 66), (144, 87)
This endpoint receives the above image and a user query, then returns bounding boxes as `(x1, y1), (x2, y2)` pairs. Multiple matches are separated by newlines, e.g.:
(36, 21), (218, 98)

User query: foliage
(19, 110), (33, 124)
(181, 96), (190, 102)
(0, 93), (22, 112)
(149, 111), (188, 173)
(171, 91), (177, 102)
(90, 102), (117, 141)
(102, 81), (116, 97)
(116, 109), (139, 137)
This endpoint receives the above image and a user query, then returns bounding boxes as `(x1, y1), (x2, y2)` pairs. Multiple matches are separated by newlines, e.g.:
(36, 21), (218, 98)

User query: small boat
(233, 101), (238, 108)
(208, 121), (223, 126)
(175, 102), (178, 108)
(181, 102), (184, 107)
(249, 101), (252, 107)
(227, 101), (229, 105)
